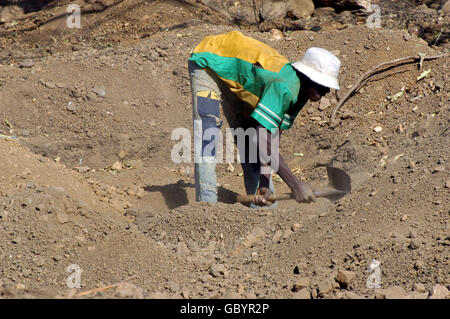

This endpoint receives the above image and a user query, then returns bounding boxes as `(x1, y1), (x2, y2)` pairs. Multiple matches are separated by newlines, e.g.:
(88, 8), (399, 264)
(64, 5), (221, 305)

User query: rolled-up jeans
(188, 60), (276, 208)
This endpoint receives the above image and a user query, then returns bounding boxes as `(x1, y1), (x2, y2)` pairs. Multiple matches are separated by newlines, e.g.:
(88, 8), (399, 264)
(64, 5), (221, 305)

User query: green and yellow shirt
(189, 31), (302, 131)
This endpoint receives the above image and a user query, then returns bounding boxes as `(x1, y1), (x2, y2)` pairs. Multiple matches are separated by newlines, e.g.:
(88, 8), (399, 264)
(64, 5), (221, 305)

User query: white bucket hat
(292, 47), (341, 90)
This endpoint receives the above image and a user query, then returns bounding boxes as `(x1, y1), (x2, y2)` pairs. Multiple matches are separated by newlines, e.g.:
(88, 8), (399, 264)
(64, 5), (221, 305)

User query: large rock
(260, 0), (315, 21)
(404, 291), (429, 299)
(114, 282), (144, 298)
(429, 284), (449, 299)
(315, 0), (369, 10)
(336, 270), (356, 289)
(293, 288), (311, 299)
(317, 278), (338, 297)
(415, 4), (438, 17)
(441, 0), (450, 16)
(0, 5), (24, 23)
(261, 1), (289, 21)
(292, 277), (311, 292)
(374, 286), (406, 299)
(287, 0), (315, 19)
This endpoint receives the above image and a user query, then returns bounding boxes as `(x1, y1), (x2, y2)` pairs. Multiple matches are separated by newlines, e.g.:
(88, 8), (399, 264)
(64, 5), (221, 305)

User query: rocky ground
(0, 0), (449, 299)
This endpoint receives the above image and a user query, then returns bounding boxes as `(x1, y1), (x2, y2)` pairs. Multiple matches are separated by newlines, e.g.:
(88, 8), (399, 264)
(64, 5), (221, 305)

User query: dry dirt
(0, 0), (449, 299)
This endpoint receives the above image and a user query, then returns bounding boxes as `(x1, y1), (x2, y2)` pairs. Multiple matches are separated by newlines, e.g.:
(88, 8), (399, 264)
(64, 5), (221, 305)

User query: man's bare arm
(255, 125), (316, 205)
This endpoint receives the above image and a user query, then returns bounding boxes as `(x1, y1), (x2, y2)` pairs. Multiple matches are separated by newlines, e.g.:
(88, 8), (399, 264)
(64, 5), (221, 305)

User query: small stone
(66, 102), (77, 112)
(403, 32), (412, 41)
(75, 166), (90, 173)
(414, 260), (424, 269)
(209, 263), (226, 278)
(0, 210), (8, 221)
(181, 290), (189, 299)
(432, 165), (445, 173)
(2, 283), (18, 297)
(124, 159), (143, 169)
(111, 161), (122, 171)
(243, 290), (257, 299)
(429, 284), (449, 299)
(341, 110), (356, 120)
(331, 50), (340, 56)
(443, 1), (450, 16)
(373, 126), (382, 133)
(115, 282), (143, 298)
(408, 231), (417, 239)
(272, 230), (283, 243)
(395, 124), (404, 133)
(336, 270), (356, 288)
(40, 80), (56, 89)
(292, 277), (310, 292)
(311, 288), (318, 299)
(19, 59), (34, 68)
(310, 116), (322, 121)
(293, 288), (311, 299)
(318, 97), (331, 111)
(283, 229), (293, 240)
(375, 286), (406, 299)
(92, 86), (106, 97)
(16, 283), (26, 290)
(22, 129), (30, 137)
(222, 291), (242, 299)
(147, 291), (170, 299)
(400, 214), (408, 221)
(408, 240), (419, 250)
(413, 282), (426, 293)
(65, 288), (78, 298)
(344, 291), (362, 299)
(175, 241), (189, 255)
(241, 227), (265, 249)
(56, 211), (70, 224)
(404, 291), (428, 299)
(317, 279), (335, 297)
(269, 29), (284, 41)
(167, 282), (180, 293)
(291, 223), (302, 232)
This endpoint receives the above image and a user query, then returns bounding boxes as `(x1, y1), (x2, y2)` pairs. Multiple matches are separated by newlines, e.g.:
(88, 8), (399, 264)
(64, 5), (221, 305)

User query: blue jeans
(188, 60), (276, 208)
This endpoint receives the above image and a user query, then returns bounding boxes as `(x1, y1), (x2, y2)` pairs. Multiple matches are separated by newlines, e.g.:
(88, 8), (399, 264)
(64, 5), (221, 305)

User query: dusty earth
(0, 0), (449, 299)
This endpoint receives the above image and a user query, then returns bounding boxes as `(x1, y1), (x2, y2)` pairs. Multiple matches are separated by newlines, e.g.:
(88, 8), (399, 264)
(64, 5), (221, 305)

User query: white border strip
(258, 103), (282, 122)
(254, 109), (278, 128)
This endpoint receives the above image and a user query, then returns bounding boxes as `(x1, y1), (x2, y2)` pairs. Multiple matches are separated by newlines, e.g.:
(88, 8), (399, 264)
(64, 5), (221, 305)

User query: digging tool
(237, 166), (351, 203)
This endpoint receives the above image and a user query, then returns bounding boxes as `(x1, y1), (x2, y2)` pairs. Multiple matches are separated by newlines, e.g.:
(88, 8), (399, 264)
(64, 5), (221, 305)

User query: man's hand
(292, 181), (316, 203)
(253, 187), (273, 206)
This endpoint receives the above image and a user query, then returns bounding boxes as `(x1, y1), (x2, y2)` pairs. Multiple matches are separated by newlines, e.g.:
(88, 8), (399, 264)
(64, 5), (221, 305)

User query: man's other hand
(292, 181), (316, 203)
(253, 187), (273, 206)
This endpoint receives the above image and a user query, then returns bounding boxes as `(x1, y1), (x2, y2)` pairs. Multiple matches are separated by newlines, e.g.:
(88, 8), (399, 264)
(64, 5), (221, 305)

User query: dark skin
(253, 72), (331, 206)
